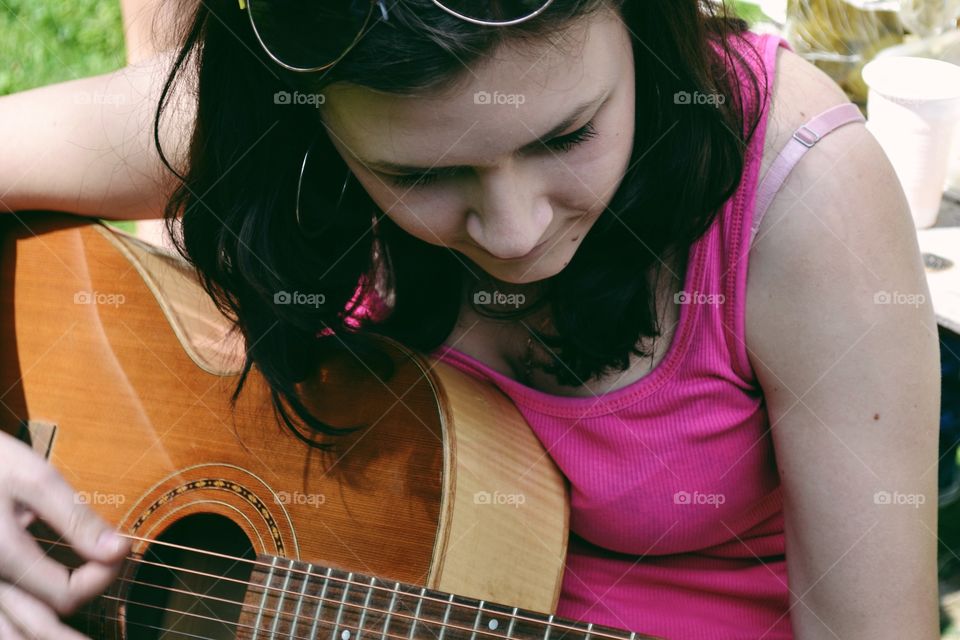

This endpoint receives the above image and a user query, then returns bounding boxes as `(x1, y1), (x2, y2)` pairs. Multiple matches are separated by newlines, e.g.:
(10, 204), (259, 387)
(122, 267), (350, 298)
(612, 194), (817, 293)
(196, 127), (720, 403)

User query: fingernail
(96, 530), (124, 554)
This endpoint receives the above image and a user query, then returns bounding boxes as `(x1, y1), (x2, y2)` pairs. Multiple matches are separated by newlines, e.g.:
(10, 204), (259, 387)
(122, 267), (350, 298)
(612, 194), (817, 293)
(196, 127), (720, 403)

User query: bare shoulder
(745, 47), (872, 356)
(758, 44), (855, 180)
(744, 40), (929, 387)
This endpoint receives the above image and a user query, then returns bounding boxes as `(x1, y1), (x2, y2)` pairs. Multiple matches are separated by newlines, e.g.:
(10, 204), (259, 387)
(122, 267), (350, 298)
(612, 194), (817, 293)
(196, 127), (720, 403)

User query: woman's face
(319, 7), (635, 285)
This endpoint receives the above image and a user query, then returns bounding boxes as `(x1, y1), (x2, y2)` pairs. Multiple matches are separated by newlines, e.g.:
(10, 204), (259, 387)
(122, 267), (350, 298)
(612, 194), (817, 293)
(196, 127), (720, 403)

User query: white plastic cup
(861, 56), (960, 229)
(948, 124), (960, 193)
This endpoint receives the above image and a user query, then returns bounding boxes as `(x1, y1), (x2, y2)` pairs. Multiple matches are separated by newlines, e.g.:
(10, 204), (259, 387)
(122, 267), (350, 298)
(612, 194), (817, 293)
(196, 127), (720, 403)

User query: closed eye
(387, 120), (599, 189)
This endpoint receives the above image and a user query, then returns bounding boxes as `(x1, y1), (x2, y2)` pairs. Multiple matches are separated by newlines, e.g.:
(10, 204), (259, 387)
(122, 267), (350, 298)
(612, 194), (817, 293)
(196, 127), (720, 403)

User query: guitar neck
(236, 555), (654, 640)
(60, 548), (658, 640)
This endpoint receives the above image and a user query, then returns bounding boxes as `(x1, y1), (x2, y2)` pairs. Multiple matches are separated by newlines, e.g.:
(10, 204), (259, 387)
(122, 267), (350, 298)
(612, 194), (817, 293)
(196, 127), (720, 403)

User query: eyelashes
(544, 119), (599, 152)
(387, 120), (599, 189)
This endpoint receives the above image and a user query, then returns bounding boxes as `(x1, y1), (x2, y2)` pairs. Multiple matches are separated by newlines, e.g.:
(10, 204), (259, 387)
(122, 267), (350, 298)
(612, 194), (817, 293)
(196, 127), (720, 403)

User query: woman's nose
(465, 166), (553, 260)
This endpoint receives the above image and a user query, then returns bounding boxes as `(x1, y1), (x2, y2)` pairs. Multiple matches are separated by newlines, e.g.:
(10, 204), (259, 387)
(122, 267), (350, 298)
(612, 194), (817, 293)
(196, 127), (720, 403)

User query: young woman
(0, 0), (941, 638)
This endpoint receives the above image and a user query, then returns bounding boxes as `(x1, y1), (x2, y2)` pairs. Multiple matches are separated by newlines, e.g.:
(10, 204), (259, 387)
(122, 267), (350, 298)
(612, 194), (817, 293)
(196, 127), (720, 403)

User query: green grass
(729, 0), (773, 27)
(0, 0), (133, 231)
(0, 0), (126, 95)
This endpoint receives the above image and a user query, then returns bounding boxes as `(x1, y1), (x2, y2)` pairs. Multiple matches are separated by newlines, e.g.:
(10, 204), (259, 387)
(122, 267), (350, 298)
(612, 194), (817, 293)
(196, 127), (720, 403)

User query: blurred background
(0, 1), (125, 95)
(2, 0), (960, 635)
(4, 1), (959, 101)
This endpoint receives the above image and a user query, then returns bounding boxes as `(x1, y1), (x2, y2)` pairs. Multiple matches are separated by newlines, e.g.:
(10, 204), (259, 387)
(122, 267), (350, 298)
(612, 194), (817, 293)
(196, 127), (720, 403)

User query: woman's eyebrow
(363, 88), (611, 175)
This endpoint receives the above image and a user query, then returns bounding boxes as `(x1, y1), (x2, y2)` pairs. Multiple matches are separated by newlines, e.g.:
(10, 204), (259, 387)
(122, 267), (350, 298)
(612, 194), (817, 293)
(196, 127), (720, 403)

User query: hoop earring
(295, 134), (351, 232)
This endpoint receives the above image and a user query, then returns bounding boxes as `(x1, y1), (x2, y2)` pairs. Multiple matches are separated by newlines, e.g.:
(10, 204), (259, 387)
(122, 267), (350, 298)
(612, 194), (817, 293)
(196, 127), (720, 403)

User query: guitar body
(0, 214), (578, 636)
(0, 215), (664, 639)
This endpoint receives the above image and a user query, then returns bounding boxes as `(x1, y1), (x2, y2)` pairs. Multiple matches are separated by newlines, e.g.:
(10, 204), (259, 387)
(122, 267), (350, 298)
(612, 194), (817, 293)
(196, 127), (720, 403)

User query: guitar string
(104, 602), (619, 640)
(98, 572), (617, 640)
(99, 592), (431, 640)
(47, 540), (516, 640)
(34, 536), (624, 640)
(104, 573), (512, 640)
(111, 616), (219, 640)
(97, 578), (617, 640)
(98, 593), (617, 640)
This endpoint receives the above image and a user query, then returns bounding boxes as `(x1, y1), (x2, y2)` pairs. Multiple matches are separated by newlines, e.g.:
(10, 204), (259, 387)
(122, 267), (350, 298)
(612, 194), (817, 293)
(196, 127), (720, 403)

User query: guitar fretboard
(239, 556), (655, 640)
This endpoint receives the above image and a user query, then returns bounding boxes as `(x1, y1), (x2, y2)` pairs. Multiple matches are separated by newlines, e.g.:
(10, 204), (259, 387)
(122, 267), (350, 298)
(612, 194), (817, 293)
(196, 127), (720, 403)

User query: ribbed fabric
(426, 31), (795, 640)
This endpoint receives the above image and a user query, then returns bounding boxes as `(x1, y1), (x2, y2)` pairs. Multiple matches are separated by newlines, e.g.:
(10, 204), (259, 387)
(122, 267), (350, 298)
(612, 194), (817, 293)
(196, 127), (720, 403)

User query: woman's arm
(746, 118), (941, 637)
(121, 0), (183, 65)
(0, 49), (195, 220)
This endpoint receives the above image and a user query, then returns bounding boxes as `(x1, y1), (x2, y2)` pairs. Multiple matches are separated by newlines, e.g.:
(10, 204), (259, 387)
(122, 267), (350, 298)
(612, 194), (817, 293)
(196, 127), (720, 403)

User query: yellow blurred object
(785, 0), (906, 105)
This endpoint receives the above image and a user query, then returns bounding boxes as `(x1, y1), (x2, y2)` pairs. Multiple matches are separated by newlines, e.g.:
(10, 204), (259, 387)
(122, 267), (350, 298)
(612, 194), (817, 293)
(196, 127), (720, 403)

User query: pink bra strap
(750, 102), (865, 248)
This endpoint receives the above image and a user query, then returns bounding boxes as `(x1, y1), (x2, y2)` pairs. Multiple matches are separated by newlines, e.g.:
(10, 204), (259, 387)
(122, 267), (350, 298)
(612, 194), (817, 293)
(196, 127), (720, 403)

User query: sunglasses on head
(239, 0), (556, 73)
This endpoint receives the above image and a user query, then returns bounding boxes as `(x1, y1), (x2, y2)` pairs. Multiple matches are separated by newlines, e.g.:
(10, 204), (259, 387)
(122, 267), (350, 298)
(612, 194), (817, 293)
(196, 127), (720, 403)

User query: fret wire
(45, 530), (641, 640)
(309, 566), (334, 639)
(100, 597), (646, 640)
(252, 556), (279, 639)
(333, 570), (354, 640)
(126, 549), (638, 640)
(106, 577), (644, 640)
(382, 582), (400, 638)
(323, 571), (575, 639)
(506, 607), (518, 638)
(268, 558), (295, 637)
(437, 592), (456, 640)
(470, 600), (486, 639)
(407, 587), (427, 640)
(289, 562), (314, 638)
(137, 545), (635, 640)
(356, 575), (377, 639)
(543, 613), (554, 640)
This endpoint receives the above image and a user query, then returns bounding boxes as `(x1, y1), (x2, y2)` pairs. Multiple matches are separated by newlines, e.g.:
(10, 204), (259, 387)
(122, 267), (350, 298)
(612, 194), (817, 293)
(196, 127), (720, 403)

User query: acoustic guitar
(0, 214), (662, 640)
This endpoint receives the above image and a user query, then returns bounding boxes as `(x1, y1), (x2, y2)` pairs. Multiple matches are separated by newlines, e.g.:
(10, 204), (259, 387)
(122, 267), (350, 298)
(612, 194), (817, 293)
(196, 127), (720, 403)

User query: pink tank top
(352, 30), (865, 640)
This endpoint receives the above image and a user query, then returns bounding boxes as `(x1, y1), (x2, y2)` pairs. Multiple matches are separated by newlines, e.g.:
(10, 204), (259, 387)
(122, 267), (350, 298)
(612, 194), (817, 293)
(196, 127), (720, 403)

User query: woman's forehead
(318, 10), (628, 170)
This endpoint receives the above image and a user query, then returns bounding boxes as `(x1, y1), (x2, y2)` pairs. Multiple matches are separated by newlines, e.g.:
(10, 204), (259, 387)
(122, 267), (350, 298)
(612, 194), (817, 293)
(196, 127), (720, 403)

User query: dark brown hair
(154, 0), (767, 446)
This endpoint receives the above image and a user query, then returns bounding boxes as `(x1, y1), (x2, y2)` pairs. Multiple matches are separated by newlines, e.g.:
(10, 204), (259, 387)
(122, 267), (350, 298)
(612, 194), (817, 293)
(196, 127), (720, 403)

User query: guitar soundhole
(125, 513), (256, 639)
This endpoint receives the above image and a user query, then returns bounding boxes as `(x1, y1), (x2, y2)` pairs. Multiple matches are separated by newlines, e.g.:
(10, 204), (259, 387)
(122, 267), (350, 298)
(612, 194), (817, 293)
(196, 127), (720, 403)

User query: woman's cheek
(564, 137), (633, 215)
(389, 200), (463, 247)
(546, 155), (618, 216)
(361, 177), (463, 246)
